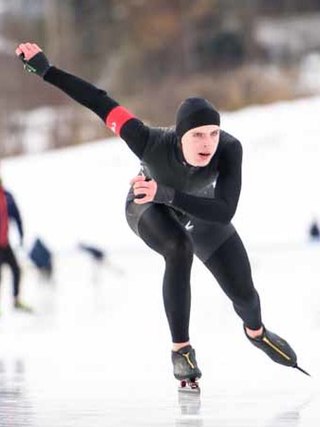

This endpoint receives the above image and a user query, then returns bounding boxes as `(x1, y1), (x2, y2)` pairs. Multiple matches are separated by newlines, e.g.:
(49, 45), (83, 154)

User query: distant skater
(0, 177), (32, 313)
(15, 42), (308, 386)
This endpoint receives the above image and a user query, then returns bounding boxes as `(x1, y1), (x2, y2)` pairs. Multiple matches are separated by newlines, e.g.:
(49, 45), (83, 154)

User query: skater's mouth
(198, 152), (211, 158)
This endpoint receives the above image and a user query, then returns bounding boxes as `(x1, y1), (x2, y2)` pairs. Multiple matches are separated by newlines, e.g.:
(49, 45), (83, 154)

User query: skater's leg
(5, 245), (32, 312)
(203, 232), (302, 370)
(5, 245), (21, 301)
(136, 204), (194, 346)
(204, 231), (262, 330)
(245, 325), (263, 338)
(126, 202), (202, 380)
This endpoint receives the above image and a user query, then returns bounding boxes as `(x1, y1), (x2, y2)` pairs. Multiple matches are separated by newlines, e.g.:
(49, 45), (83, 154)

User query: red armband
(105, 106), (135, 135)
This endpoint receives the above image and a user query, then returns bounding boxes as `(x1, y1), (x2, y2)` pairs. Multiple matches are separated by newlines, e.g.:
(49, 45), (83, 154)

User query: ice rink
(0, 241), (319, 427)
(1, 96), (320, 426)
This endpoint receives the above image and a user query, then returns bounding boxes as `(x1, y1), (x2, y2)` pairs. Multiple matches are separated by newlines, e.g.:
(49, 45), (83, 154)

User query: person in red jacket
(0, 178), (32, 313)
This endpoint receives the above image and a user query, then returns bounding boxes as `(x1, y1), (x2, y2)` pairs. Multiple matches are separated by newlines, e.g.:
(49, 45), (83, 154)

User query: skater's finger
(31, 43), (42, 51)
(17, 43), (37, 60)
(130, 175), (146, 185)
(133, 187), (149, 196)
(134, 195), (150, 204)
(133, 182), (150, 190)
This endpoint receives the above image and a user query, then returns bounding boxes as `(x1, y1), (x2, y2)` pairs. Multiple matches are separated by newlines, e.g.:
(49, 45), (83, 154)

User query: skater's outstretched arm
(15, 43), (150, 158)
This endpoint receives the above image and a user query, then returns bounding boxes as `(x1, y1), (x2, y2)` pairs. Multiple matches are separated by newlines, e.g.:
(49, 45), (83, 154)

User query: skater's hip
(125, 197), (236, 260)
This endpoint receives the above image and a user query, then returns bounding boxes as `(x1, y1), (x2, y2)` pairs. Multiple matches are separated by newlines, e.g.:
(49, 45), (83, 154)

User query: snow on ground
(1, 96), (320, 426)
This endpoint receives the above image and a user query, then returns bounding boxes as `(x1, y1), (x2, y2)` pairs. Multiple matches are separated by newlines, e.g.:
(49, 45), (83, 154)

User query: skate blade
(294, 365), (311, 377)
(178, 379), (200, 394)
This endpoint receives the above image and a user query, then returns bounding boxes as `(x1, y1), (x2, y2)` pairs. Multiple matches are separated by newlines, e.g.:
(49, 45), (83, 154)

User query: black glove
(19, 51), (50, 78)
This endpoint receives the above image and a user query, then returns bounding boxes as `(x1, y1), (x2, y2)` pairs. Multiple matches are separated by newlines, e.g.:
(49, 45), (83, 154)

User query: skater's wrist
(20, 51), (51, 78)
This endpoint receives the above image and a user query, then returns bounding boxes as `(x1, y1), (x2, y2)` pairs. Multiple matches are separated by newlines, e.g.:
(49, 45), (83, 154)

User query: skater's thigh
(126, 201), (192, 256)
(189, 218), (235, 263)
(204, 231), (255, 299)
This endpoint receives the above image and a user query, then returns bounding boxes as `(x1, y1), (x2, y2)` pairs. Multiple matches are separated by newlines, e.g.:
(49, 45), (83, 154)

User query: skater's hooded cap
(175, 97), (220, 140)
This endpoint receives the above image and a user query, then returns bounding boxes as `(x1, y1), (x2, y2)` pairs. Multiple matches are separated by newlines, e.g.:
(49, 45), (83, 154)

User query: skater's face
(181, 124), (220, 167)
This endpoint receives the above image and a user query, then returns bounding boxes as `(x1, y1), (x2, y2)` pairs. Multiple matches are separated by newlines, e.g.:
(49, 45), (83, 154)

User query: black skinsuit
(43, 67), (262, 342)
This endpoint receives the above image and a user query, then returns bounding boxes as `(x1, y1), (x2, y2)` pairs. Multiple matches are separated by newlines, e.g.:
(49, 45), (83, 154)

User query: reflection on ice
(175, 390), (315, 427)
(0, 359), (34, 427)
(176, 392), (203, 427)
(267, 410), (301, 427)
(178, 391), (201, 415)
(265, 395), (313, 427)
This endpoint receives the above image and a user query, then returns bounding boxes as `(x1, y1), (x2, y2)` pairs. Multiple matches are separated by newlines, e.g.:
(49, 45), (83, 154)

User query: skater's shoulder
(219, 129), (241, 146)
(148, 125), (176, 141)
(145, 125), (177, 150)
(218, 130), (242, 158)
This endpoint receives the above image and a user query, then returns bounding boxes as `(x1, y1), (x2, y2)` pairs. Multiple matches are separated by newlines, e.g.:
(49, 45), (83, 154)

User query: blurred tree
(1, 0), (320, 156)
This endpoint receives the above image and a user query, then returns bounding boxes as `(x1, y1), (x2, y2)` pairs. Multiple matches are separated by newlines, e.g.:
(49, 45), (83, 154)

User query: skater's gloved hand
(131, 175), (174, 205)
(131, 175), (156, 204)
(15, 43), (51, 77)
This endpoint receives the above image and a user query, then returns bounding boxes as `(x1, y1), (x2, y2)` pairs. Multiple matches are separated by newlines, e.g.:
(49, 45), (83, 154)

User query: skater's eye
(211, 130), (219, 137)
(192, 132), (203, 138)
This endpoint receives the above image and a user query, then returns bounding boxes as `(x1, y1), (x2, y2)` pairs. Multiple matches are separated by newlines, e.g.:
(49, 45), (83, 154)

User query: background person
(0, 178), (32, 313)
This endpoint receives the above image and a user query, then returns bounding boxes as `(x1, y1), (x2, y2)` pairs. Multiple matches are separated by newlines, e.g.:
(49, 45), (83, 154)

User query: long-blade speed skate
(172, 345), (202, 393)
(178, 378), (200, 393)
(245, 325), (311, 376)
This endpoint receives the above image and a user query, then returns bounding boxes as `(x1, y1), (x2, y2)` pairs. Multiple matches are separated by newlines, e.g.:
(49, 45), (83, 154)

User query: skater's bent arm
(160, 142), (242, 223)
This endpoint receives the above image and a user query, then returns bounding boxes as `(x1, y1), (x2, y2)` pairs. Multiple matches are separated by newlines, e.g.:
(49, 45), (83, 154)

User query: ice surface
(1, 97), (320, 425)
(0, 244), (318, 426)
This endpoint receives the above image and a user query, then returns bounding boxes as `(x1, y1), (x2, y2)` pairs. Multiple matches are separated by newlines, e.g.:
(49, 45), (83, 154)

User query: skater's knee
(164, 234), (193, 262)
(234, 288), (260, 310)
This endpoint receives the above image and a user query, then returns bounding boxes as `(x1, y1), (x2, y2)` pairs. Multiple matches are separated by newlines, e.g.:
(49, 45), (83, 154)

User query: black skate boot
(172, 345), (202, 392)
(244, 325), (310, 376)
